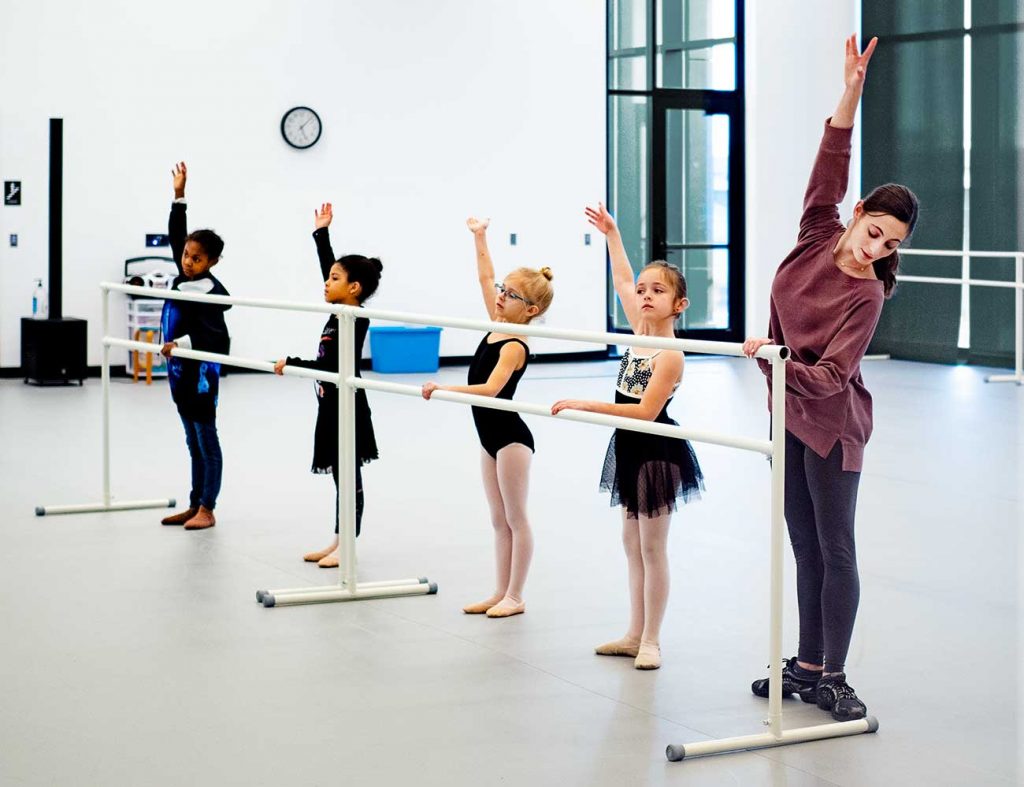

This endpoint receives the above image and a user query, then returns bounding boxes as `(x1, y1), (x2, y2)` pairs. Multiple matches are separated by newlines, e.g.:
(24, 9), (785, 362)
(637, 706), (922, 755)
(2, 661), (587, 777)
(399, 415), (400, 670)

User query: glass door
(653, 97), (743, 338)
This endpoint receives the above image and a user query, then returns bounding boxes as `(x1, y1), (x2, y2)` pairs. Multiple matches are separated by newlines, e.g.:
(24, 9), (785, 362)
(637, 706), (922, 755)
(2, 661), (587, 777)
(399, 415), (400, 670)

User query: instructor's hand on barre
(314, 203), (333, 230)
(160, 341), (178, 358)
(421, 382), (440, 400)
(742, 337), (772, 358)
(274, 359), (287, 375)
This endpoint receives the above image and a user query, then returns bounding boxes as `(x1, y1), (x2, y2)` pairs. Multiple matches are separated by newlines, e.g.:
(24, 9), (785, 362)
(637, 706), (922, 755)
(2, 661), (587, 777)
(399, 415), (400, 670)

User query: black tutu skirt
(599, 408), (703, 519)
(311, 388), (378, 475)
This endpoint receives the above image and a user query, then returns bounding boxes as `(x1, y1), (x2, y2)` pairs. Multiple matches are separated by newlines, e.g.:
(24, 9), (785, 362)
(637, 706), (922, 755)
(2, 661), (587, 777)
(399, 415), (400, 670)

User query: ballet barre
(897, 248), (1023, 385)
(36, 280), (881, 762)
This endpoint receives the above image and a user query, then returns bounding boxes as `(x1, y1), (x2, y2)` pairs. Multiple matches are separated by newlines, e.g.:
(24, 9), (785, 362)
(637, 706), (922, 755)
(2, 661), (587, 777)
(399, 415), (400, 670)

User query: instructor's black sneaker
(814, 673), (867, 721)
(751, 656), (821, 702)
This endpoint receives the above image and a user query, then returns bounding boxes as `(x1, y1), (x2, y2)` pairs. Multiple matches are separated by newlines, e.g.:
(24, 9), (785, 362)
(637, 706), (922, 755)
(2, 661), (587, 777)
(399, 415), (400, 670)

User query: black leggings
(331, 465), (364, 537)
(785, 431), (861, 673)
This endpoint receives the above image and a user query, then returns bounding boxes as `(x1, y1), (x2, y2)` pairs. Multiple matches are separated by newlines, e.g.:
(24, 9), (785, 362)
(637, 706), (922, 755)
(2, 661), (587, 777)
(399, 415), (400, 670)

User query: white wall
(2, 1), (874, 370)
(0, 0), (607, 369)
(745, 0), (860, 337)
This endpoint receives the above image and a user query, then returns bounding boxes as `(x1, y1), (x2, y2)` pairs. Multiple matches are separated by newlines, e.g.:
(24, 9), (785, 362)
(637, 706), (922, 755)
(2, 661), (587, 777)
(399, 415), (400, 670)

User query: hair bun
(370, 257), (383, 274)
(539, 266), (553, 281)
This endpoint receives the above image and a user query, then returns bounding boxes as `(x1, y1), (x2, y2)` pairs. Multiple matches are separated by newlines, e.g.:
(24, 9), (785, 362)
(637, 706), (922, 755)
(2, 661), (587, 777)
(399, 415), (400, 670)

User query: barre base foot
(666, 716), (878, 762)
(35, 498), (177, 516)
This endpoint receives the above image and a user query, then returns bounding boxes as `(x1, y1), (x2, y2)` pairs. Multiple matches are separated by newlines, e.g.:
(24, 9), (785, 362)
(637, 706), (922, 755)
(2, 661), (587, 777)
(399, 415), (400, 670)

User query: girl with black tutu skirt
(275, 203), (381, 568)
(551, 202), (703, 670)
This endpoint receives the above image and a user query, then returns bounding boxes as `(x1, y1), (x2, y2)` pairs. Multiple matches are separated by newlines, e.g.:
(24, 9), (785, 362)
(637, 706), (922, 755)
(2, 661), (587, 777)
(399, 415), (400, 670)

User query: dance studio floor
(0, 355), (1020, 786)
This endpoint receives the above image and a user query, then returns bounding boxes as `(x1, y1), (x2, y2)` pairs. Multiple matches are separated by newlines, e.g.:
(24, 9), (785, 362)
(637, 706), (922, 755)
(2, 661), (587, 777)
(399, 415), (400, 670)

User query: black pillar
(49, 118), (62, 320)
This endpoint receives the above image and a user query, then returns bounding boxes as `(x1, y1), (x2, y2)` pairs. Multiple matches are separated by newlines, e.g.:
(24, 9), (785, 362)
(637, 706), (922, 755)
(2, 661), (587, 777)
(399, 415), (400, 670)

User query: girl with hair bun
(275, 203), (381, 568)
(551, 203), (703, 671)
(421, 217), (554, 618)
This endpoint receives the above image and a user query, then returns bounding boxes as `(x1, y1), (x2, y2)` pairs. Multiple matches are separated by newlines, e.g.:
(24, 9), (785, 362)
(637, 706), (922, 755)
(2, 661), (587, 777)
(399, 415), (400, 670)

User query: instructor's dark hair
(185, 229), (224, 261)
(335, 254), (383, 303)
(862, 183), (919, 298)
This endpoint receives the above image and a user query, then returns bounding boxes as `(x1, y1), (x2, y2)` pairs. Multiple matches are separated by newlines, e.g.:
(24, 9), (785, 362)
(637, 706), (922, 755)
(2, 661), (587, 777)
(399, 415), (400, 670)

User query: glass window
(973, 0), (1024, 26)
(656, 0), (736, 90)
(863, 1), (963, 37)
(610, 0), (647, 52)
(665, 110), (729, 245)
(863, 38), (965, 250)
(666, 248), (730, 330)
(608, 0), (743, 339)
(609, 95), (651, 328)
(610, 54), (649, 91)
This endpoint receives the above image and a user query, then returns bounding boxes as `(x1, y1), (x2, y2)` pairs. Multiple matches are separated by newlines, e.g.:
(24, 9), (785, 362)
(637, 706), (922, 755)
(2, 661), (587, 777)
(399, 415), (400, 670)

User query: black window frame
(606, 0), (746, 344)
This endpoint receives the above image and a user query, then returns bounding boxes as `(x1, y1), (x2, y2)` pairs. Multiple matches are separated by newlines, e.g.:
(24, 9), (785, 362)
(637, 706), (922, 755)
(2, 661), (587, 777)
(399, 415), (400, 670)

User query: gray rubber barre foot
(665, 744), (686, 762)
(866, 716), (880, 733)
(427, 582), (439, 595)
(35, 506), (45, 516)
(261, 594), (276, 608)
(255, 590), (266, 603)
(168, 499), (176, 508)
(417, 576), (428, 584)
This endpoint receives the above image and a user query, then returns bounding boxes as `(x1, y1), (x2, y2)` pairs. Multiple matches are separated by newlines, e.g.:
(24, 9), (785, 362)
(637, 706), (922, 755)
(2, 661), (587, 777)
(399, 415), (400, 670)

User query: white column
(337, 313), (358, 592)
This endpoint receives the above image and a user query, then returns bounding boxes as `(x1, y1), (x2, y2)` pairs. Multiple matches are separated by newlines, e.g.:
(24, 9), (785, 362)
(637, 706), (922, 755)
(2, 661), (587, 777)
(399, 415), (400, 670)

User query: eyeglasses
(494, 281), (533, 306)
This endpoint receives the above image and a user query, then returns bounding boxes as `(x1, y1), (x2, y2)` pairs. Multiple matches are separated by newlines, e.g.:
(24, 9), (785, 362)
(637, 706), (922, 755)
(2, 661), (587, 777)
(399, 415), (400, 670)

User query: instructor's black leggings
(785, 431), (861, 673)
(331, 464), (364, 537)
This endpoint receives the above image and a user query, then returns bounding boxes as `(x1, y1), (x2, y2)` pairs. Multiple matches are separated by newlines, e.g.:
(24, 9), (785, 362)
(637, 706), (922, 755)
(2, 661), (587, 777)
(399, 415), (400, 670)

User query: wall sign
(4, 181), (21, 205)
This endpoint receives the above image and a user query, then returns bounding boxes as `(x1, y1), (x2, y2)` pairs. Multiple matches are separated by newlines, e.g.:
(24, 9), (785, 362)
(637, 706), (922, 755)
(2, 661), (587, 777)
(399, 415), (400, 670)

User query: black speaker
(21, 317), (87, 385)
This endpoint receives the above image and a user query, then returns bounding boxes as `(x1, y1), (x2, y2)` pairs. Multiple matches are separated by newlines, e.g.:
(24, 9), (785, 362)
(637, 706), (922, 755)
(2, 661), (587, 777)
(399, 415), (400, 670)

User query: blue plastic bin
(369, 326), (443, 373)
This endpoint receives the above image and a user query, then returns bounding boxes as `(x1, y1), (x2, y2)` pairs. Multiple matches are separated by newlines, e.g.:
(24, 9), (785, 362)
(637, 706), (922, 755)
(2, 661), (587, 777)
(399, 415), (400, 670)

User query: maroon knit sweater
(758, 121), (884, 472)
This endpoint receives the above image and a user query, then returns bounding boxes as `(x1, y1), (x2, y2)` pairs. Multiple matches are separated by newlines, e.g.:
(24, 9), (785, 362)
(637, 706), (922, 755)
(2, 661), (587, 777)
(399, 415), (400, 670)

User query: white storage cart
(123, 256), (177, 379)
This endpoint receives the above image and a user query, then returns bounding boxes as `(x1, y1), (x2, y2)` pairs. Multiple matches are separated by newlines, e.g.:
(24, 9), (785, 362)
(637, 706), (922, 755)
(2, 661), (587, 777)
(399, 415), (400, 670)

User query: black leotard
(467, 334), (534, 459)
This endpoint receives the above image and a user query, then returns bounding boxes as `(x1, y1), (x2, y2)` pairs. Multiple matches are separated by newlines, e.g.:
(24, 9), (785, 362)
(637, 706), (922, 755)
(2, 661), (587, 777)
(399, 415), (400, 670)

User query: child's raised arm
(169, 161), (188, 276)
(312, 202), (336, 280)
(586, 203), (641, 331)
(467, 217), (497, 321)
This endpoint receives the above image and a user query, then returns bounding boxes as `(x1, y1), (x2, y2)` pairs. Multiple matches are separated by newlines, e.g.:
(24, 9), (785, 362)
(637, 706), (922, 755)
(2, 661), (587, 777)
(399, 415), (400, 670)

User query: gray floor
(1, 356), (1020, 786)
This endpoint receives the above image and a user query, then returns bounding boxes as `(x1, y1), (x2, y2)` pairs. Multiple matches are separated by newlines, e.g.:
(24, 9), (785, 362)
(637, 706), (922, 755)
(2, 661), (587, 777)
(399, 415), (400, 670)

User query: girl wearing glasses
(421, 217), (554, 618)
(551, 203), (703, 670)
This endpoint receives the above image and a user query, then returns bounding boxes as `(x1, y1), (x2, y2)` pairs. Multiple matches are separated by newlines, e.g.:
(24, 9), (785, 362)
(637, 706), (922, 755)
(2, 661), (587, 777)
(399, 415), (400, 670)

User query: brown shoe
(161, 507), (198, 526)
(184, 506), (216, 530)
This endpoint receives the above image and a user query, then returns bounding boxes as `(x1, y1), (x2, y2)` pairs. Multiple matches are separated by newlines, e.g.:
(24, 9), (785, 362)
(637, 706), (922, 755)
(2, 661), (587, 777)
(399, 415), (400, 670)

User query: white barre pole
(257, 577), (429, 603)
(99, 282), (789, 362)
(352, 378), (772, 456)
(102, 287), (111, 508)
(259, 581), (437, 608)
(896, 275), (1021, 289)
(354, 305), (789, 360)
(103, 338), (340, 383)
(37, 500), (175, 516)
(899, 248), (1020, 258)
(666, 717), (878, 761)
(339, 313), (358, 594)
(767, 357), (786, 737)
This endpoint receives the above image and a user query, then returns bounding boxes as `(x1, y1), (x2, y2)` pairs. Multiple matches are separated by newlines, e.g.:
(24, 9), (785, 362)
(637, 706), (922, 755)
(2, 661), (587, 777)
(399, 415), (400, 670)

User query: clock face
(281, 106), (322, 149)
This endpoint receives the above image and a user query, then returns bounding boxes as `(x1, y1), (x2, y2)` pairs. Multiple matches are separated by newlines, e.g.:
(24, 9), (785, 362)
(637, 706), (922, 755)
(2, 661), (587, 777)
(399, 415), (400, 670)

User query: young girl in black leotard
(421, 217), (554, 618)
